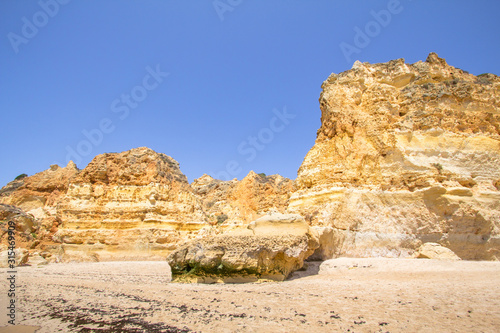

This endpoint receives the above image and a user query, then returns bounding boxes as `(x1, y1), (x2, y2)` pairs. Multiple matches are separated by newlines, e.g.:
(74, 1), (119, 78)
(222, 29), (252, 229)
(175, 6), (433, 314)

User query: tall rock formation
(289, 53), (500, 260)
(53, 147), (207, 261)
(0, 148), (294, 262)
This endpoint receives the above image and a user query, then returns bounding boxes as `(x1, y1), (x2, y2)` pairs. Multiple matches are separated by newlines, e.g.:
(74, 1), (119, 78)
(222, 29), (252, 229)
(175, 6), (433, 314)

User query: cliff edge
(289, 53), (500, 260)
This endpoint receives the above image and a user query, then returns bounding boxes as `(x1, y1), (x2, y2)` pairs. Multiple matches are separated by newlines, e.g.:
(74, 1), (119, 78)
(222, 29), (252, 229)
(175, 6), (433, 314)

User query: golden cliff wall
(52, 147), (207, 261)
(289, 53), (500, 260)
(0, 162), (79, 249)
(1, 148), (294, 262)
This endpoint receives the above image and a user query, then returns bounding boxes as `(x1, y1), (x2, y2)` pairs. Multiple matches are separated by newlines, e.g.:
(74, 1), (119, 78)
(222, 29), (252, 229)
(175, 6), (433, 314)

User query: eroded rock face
(192, 171), (293, 226)
(54, 147), (207, 261)
(167, 213), (319, 282)
(0, 148), (295, 263)
(27, 252), (49, 266)
(0, 248), (28, 268)
(1, 162), (79, 211)
(289, 53), (500, 260)
(0, 204), (36, 235)
(0, 164), (81, 261)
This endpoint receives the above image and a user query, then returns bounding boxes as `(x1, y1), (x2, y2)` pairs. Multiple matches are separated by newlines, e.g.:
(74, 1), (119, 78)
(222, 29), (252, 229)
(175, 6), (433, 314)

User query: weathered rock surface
(0, 162), (78, 211)
(53, 147), (207, 261)
(27, 252), (49, 266)
(417, 242), (461, 260)
(0, 204), (36, 234)
(0, 162), (78, 246)
(192, 171), (293, 226)
(0, 248), (28, 268)
(0, 148), (210, 262)
(0, 148), (295, 262)
(289, 53), (500, 260)
(308, 226), (338, 261)
(167, 213), (319, 282)
(247, 213), (309, 235)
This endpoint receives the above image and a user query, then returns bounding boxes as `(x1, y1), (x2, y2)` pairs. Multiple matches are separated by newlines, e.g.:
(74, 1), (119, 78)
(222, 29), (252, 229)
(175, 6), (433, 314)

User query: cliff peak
(71, 147), (187, 186)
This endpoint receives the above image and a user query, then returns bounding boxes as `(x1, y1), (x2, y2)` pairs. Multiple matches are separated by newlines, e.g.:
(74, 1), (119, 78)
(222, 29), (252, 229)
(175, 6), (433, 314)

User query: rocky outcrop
(0, 148), (209, 262)
(53, 147), (208, 261)
(167, 213), (319, 282)
(1, 162), (79, 211)
(289, 53), (500, 260)
(0, 148), (294, 263)
(27, 252), (49, 266)
(0, 204), (36, 234)
(0, 248), (28, 268)
(0, 162), (79, 245)
(308, 226), (337, 261)
(192, 171), (293, 226)
(417, 242), (461, 260)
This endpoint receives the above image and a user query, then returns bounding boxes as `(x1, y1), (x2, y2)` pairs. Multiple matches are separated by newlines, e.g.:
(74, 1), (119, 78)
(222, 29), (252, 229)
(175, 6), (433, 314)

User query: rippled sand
(1, 258), (499, 332)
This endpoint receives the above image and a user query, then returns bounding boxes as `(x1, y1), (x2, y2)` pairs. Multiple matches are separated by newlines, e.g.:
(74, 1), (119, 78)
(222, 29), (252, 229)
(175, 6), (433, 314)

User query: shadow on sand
(287, 260), (323, 281)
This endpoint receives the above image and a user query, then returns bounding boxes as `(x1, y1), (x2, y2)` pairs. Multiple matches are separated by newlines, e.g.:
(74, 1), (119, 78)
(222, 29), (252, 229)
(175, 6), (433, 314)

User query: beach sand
(1, 258), (499, 332)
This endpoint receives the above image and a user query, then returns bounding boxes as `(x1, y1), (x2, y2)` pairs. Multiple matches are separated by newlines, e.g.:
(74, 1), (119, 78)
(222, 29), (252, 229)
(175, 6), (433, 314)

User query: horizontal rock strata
(167, 213), (319, 282)
(290, 53), (500, 260)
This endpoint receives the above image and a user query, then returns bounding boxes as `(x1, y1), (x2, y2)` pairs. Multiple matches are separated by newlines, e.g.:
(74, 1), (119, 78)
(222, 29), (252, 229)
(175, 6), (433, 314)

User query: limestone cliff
(0, 162), (79, 253)
(53, 147), (207, 261)
(289, 53), (500, 260)
(0, 148), (294, 262)
(192, 171), (293, 226)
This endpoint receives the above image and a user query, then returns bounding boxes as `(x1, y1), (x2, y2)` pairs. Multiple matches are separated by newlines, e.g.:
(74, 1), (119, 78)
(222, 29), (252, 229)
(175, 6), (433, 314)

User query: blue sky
(1, 0), (499, 187)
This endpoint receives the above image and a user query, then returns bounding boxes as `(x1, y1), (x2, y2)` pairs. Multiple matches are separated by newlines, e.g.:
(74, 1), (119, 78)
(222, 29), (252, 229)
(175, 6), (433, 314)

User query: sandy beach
(1, 258), (499, 332)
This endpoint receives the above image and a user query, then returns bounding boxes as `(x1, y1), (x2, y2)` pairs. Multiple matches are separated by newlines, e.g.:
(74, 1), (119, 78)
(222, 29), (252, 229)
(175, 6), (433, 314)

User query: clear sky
(1, 0), (499, 187)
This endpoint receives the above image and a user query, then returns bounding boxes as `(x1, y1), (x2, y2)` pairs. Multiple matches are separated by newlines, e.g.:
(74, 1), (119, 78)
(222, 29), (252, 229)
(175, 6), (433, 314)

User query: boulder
(28, 252), (49, 266)
(417, 242), (461, 260)
(167, 213), (319, 282)
(0, 248), (28, 268)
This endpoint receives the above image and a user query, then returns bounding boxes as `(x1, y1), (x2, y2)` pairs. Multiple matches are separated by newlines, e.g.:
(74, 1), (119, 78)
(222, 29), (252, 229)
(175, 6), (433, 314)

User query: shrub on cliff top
(14, 173), (27, 180)
(216, 214), (228, 225)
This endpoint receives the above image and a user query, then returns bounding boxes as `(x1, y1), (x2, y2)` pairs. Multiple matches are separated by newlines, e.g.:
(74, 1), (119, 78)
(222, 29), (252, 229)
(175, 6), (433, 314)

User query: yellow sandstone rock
(167, 213), (319, 282)
(52, 147), (207, 260)
(0, 148), (295, 262)
(192, 171), (293, 226)
(289, 53), (500, 260)
(417, 242), (461, 260)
